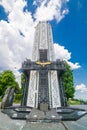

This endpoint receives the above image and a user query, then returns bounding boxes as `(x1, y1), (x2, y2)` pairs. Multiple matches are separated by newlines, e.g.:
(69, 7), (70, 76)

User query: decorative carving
(36, 61), (51, 67)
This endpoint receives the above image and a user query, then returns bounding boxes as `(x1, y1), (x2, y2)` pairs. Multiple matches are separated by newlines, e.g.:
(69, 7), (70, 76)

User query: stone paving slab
(22, 122), (66, 130)
(0, 105), (87, 130)
(65, 115), (87, 130)
(0, 110), (26, 130)
(0, 109), (87, 130)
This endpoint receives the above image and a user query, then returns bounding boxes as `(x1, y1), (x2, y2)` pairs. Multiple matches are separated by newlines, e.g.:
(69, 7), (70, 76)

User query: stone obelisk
(26, 21), (61, 108)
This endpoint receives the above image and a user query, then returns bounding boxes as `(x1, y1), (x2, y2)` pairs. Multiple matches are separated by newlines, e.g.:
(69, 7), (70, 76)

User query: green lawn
(68, 99), (80, 105)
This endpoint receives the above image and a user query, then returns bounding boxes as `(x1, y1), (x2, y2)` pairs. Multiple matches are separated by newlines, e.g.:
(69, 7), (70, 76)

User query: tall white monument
(22, 21), (66, 109)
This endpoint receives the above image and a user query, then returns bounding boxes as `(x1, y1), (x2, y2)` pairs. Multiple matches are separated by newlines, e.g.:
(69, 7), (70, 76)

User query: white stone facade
(27, 21), (61, 108)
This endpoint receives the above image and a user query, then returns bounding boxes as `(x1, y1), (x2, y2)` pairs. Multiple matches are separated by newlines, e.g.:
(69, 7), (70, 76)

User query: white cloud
(54, 43), (81, 69)
(75, 84), (87, 92)
(0, 0), (26, 13)
(0, 0), (35, 85)
(34, 0), (69, 22)
(67, 61), (81, 70)
(75, 84), (87, 100)
(54, 43), (71, 60)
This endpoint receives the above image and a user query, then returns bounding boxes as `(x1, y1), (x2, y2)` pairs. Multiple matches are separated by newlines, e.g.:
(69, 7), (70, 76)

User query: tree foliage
(0, 70), (19, 96)
(62, 62), (75, 100)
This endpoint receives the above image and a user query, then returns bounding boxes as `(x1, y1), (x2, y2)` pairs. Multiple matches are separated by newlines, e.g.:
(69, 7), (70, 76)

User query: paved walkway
(0, 104), (87, 130)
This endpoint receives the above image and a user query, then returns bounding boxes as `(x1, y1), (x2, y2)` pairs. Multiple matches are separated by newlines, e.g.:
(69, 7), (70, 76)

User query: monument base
(56, 107), (86, 121)
(1, 106), (86, 121)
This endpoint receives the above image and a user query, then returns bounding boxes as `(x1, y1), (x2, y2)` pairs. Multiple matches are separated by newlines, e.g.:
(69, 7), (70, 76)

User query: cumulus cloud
(67, 61), (81, 70)
(54, 43), (71, 60)
(75, 83), (87, 100)
(54, 43), (81, 69)
(34, 0), (69, 22)
(0, 0), (26, 13)
(0, 0), (35, 84)
(75, 84), (87, 92)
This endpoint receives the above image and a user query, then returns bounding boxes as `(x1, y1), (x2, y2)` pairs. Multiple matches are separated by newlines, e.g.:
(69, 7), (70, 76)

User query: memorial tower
(22, 21), (66, 109)
(2, 21), (85, 122)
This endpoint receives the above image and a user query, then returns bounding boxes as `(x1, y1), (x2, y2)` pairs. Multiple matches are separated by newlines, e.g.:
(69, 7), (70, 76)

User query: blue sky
(51, 0), (87, 84)
(0, 0), (87, 100)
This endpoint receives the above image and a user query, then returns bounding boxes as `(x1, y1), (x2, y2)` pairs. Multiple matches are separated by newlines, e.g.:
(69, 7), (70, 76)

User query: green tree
(0, 70), (19, 96)
(62, 62), (75, 100)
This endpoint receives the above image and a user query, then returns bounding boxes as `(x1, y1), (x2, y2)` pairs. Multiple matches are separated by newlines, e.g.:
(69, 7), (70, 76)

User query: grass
(68, 99), (80, 105)
(13, 99), (21, 104)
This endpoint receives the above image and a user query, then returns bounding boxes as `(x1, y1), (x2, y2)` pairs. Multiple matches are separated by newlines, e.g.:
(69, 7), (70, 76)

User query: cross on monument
(21, 49), (67, 109)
